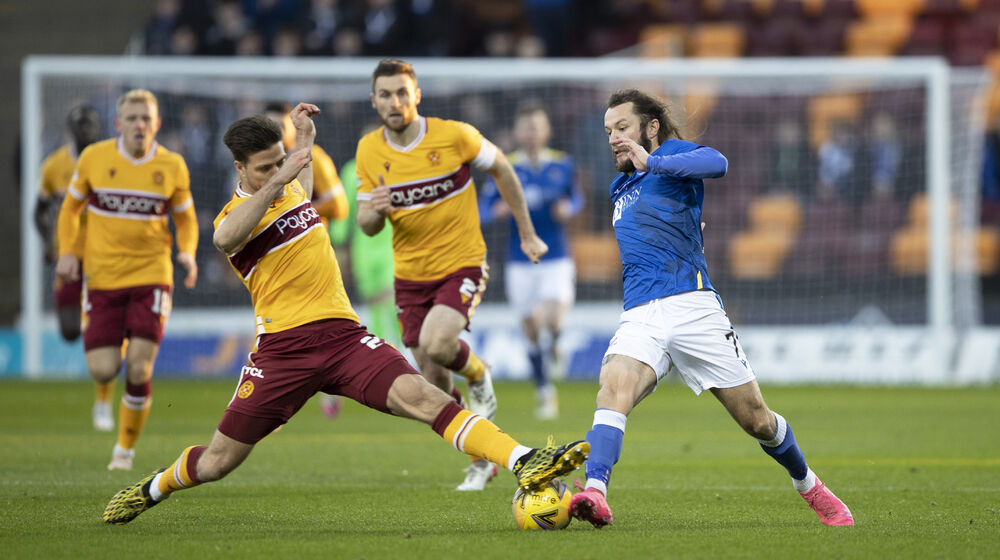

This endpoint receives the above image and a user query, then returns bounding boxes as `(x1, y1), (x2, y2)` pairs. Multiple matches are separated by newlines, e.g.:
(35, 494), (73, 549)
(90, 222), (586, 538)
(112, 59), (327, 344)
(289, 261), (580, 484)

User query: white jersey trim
(383, 117), (426, 153)
(116, 137), (159, 166)
(471, 140), (498, 171)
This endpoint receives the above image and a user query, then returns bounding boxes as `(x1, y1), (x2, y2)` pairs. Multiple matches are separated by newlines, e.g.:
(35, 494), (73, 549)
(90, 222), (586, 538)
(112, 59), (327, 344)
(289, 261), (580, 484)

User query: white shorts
(604, 290), (756, 395)
(504, 258), (576, 318)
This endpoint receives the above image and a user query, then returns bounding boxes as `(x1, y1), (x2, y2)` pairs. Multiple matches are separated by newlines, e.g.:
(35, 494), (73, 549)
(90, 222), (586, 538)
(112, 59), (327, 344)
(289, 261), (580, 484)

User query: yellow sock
(156, 445), (206, 495)
(442, 409), (518, 467)
(95, 380), (114, 403)
(457, 351), (485, 383)
(117, 396), (150, 450)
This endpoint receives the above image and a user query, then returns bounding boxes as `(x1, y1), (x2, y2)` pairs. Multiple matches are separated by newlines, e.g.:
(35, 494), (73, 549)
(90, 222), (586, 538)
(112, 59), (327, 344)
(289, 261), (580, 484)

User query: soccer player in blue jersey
(569, 89), (854, 528)
(481, 101), (582, 420)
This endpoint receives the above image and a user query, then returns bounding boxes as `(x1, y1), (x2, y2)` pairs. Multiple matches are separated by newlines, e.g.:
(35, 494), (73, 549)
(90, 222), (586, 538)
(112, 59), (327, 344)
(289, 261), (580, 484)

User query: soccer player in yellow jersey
(55, 89), (199, 471)
(102, 104), (588, 526)
(36, 105), (112, 431)
(36, 105), (101, 339)
(356, 59), (548, 491)
(263, 101), (348, 228)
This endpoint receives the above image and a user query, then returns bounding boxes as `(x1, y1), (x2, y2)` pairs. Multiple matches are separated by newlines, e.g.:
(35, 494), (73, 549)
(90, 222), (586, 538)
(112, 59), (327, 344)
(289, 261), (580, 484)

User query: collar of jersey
(383, 117), (426, 153)
(116, 137), (158, 166)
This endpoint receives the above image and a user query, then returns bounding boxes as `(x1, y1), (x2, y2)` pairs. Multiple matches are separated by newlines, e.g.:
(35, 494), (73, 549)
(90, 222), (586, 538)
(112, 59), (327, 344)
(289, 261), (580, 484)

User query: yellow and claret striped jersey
(309, 143), (348, 227)
(57, 138), (198, 290)
(39, 144), (86, 257)
(355, 117), (496, 281)
(215, 180), (359, 335)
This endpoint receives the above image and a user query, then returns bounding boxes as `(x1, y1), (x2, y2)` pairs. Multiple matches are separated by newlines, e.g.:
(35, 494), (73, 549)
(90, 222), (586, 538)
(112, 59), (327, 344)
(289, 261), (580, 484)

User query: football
(511, 479), (572, 530)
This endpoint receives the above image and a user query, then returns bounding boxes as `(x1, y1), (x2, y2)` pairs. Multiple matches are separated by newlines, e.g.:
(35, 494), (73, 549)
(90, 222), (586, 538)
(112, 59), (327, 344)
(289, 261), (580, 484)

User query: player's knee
(743, 410), (774, 440)
(421, 336), (454, 364)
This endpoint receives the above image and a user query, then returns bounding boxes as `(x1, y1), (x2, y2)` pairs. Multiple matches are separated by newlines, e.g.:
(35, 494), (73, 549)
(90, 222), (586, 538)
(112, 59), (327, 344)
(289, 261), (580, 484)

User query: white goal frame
(20, 56), (956, 379)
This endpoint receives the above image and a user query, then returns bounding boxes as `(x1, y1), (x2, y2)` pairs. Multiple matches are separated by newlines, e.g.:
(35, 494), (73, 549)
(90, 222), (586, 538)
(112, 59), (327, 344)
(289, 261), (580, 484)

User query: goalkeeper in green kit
(321, 124), (402, 419)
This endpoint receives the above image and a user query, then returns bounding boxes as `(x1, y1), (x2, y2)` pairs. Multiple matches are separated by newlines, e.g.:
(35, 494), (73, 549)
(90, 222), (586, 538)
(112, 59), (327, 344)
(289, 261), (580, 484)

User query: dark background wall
(0, 0), (153, 323)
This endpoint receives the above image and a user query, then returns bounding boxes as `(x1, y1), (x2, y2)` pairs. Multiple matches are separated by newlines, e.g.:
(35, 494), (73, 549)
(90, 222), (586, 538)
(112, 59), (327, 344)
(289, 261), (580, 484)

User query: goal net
(20, 57), (990, 382)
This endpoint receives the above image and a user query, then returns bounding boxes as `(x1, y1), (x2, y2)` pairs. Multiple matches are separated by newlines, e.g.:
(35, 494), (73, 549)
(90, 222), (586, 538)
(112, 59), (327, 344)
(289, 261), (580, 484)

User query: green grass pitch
(1, 379), (998, 559)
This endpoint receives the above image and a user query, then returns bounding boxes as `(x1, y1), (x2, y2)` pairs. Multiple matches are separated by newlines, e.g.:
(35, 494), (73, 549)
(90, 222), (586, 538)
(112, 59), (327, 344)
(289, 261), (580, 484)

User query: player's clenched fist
(520, 234), (549, 264)
(289, 103), (320, 139)
(371, 174), (392, 215)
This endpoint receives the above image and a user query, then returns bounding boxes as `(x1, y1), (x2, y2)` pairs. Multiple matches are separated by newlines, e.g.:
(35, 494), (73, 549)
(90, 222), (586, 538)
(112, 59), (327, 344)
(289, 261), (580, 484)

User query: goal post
(19, 56), (990, 382)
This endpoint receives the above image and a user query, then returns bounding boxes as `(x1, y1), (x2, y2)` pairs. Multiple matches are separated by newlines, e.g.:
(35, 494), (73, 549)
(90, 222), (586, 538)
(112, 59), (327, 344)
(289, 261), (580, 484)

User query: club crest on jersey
(427, 150), (441, 166)
(237, 380), (255, 399)
(383, 161), (391, 172)
(109, 168), (116, 178)
(153, 170), (164, 184)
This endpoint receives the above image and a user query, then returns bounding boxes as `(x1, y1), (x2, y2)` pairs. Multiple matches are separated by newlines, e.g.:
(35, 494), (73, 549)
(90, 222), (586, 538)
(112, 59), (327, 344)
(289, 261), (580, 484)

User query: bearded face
(614, 127), (652, 173)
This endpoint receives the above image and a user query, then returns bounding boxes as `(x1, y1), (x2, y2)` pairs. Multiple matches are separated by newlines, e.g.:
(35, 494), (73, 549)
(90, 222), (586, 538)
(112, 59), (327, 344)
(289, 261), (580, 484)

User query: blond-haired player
(102, 105), (588, 526)
(356, 59), (548, 491)
(55, 89), (199, 471)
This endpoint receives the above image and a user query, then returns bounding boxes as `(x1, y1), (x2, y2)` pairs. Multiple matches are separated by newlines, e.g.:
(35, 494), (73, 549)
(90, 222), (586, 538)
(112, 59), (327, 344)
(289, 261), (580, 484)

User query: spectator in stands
(402, 0), (458, 56)
(145, 0), (184, 55)
(767, 118), (811, 196)
(248, 0), (299, 46)
(235, 30), (265, 56)
(302, 0), (357, 55)
(360, 0), (407, 56)
(817, 120), (858, 202)
(524, 0), (572, 57)
(332, 26), (364, 56)
(169, 25), (200, 56)
(271, 25), (303, 57)
(204, 0), (249, 56)
(869, 111), (902, 198)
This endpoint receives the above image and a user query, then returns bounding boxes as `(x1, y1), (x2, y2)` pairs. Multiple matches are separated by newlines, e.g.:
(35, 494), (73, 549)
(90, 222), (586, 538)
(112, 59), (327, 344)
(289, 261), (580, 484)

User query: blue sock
(527, 347), (546, 389)
(584, 409), (626, 492)
(758, 412), (808, 480)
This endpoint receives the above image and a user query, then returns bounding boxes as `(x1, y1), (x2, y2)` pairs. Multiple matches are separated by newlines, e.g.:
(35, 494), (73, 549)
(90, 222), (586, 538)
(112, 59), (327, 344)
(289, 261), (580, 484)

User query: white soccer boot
(467, 365), (497, 421)
(456, 460), (498, 491)
(93, 401), (114, 432)
(107, 444), (135, 471)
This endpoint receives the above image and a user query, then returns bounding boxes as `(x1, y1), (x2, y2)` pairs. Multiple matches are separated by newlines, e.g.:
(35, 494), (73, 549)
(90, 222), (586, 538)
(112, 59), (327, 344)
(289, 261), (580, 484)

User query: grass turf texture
(1, 380), (998, 559)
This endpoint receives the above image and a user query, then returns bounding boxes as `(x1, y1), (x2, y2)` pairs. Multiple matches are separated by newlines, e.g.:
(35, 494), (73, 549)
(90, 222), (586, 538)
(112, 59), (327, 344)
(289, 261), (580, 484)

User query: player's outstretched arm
(487, 151), (547, 263)
(289, 103), (320, 200)
(214, 148), (312, 254)
(34, 195), (54, 263)
(54, 192), (86, 279)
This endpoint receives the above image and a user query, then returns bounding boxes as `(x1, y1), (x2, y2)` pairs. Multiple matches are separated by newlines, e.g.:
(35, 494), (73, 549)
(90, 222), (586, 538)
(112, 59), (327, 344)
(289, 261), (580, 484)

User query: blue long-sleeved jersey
(609, 139), (728, 310)
(480, 148), (583, 262)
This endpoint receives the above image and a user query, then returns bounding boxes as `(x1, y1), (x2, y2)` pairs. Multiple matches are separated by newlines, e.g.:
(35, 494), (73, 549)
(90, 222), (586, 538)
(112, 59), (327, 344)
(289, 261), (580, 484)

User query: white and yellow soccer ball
(511, 479), (572, 530)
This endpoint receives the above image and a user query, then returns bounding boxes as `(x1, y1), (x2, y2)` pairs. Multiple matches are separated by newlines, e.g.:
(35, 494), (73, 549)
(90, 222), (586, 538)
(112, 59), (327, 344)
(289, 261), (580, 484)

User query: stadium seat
(891, 226), (1000, 275)
(822, 0), (859, 19)
(890, 227), (928, 275)
(955, 228), (1000, 274)
(728, 229), (795, 279)
(688, 22), (747, 57)
(845, 16), (914, 57)
(902, 19), (948, 56)
(747, 194), (804, 234)
(747, 17), (795, 56)
(798, 18), (848, 55)
(907, 192), (957, 229)
(571, 233), (622, 283)
(638, 24), (686, 58)
(854, 0), (926, 18)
